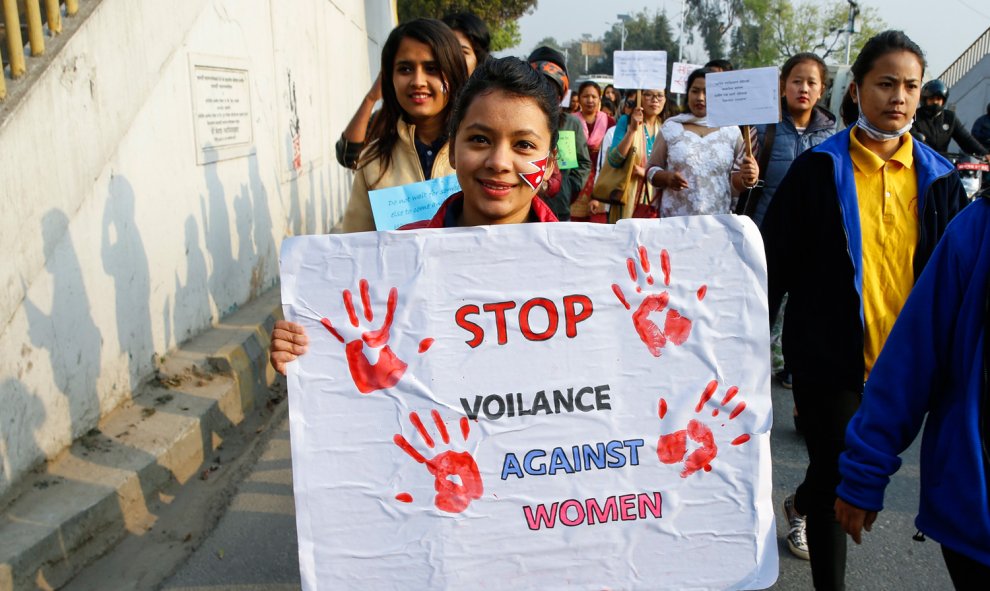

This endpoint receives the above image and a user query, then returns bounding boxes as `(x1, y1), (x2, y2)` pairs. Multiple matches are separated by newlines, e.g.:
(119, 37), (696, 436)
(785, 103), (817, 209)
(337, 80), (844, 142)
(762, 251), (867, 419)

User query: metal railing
(1, 0), (80, 100)
(938, 26), (990, 89)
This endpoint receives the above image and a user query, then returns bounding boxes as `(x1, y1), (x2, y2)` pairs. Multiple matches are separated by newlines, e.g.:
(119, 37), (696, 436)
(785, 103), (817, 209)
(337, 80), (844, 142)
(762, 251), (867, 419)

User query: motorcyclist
(912, 80), (989, 162)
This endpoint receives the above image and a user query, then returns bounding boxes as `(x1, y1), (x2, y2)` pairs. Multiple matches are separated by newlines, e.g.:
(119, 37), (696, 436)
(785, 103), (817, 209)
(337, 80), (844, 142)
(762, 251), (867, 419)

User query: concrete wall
(0, 0), (394, 499)
(947, 54), (990, 153)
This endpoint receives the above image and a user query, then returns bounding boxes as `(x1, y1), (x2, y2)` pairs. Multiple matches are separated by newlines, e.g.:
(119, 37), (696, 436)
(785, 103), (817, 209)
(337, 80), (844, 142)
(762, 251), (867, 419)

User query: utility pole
(678, 0), (686, 62)
(617, 13), (630, 51)
(844, 0), (860, 65)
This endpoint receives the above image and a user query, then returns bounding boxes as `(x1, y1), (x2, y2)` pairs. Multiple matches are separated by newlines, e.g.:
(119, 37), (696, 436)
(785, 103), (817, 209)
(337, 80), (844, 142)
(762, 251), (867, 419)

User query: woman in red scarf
(570, 81), (615, 222)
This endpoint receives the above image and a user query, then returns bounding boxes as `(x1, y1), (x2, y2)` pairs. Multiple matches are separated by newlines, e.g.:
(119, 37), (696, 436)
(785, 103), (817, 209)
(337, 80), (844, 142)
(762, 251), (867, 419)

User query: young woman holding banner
(271, 57), (562, 372)
(340, 19), (469, 233)
(645, 67), (759, 217)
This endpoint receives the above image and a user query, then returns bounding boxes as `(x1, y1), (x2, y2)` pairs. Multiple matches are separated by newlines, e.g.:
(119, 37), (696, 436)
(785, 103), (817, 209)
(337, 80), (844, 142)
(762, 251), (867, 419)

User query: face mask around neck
(854, 84), (913, 142)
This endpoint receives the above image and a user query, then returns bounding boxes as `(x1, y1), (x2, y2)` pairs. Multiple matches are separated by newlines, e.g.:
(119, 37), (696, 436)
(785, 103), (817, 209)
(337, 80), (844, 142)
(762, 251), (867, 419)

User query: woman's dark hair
(601, 98), (616, 114)
(705, 59), (733, 72)
(361, 18), (468, 182)
(839, 30), (926, 123)
(577, 80), (602, 98)
(687, 67), (716, 91)
(781, 52), (828, 85)
(449, 57), (561, 151)
(850, 30), (926, 86)
(840, 86), (858, 126)
(442, 11), (491, 64)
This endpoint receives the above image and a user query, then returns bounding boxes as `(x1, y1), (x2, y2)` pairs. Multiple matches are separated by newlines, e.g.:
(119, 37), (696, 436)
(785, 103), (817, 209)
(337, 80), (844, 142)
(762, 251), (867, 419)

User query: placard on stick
(613, 51), (668, 90)
(671, 62), (704, 94)
(705, 67), (781, 127)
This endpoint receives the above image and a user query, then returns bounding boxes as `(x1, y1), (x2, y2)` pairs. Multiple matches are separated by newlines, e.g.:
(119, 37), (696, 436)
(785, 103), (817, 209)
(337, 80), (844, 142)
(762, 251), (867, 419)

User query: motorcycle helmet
(922, 80), (949, 103)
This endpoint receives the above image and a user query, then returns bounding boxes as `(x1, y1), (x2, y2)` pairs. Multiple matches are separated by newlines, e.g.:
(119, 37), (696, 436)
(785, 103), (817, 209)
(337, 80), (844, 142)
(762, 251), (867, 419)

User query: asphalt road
(161, 381), (953, 590)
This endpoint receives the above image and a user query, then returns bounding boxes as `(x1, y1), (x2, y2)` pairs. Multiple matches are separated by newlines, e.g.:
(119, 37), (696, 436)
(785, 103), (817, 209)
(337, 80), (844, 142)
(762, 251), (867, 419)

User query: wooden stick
(742, 124), (753, 158)
(637, 90), (641, 109)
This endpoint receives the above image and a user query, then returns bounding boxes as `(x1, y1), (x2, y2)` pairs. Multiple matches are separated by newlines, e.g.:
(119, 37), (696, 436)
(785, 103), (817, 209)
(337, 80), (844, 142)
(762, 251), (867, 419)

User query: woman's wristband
(647, 166), (665, 187)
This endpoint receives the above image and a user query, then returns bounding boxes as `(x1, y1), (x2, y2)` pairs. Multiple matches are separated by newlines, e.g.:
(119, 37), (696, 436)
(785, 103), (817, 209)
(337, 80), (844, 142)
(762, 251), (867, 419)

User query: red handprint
(655, 380), (751, 478)
(393, 410), (483, 513)
(320, 279), (433, 394)
(612, 246), (706, 357)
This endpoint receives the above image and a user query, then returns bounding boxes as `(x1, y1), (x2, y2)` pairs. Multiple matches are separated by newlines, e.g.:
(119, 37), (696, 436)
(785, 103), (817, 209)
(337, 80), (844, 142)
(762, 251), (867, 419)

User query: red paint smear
(344, 341), (407, 394)
(697, 285), (708, 300)
(729, 401), (747, 420)
(418, 338), (435, 353)
(612, 284), (631, 310)
(732, 434), (751, 446)
(636, 286), (642, 293)
(460, 417), (470, 441)
(695, 380), (719, 413)
(658, 398), (668, 419)
(320, 318), (344, 343)
(720, 386), (739, 406)
(660, 249), (671, 285)
(704, 464), (712, 472)
(394, 434), (426, 463)
(424, 450), (484, 513)
(646, 276), (654, 285)
(396, 493), (413, 503)
(712, 409), (719, 417)
(360, 279), (373, 322)
(432, 409), (449, 444)
(658, 419), (718, 478)
(343, 289), (359, 327)
(638, 245), (651, 273)
(409, 412), (435, 448)
(626, 258), (638, 282)
(663, 309), (692, 345)
(363, 287), (397, 347)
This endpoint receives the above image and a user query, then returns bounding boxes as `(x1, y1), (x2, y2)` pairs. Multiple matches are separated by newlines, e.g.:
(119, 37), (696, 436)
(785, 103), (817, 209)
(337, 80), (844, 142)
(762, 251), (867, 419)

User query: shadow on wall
(0, 379), (46, 494)
(101, 175), (153, 394)
(23, 209), (103, 441)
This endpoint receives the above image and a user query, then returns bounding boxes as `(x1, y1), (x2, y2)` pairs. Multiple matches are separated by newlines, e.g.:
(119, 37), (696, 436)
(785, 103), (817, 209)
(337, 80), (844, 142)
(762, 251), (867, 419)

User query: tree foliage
(397, 0), (537, 51)
(685, 0), (886, 67)
(532, 11), (679, 79)
(731, 0), (886, 68)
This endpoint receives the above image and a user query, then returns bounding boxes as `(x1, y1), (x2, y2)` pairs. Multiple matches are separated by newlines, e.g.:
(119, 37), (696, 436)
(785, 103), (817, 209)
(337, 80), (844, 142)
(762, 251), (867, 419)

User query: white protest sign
(561, 88), (572, 108)
(280, 217), (777, 591)
(369, 174), (461, 231)
(613, 50), (668, 90)
(671, 61), (704, 94)
(705, 67), (781, 127)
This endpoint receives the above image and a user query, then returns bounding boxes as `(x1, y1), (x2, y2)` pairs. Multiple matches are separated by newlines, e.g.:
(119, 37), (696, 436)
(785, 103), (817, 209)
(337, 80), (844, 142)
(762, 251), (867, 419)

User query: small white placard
(613, 51), (667, 90)
(561, 88), (572, 108)
(705, 67), (781, 127)
(671, 62), (704, 94)
(189, 55), (256, 165)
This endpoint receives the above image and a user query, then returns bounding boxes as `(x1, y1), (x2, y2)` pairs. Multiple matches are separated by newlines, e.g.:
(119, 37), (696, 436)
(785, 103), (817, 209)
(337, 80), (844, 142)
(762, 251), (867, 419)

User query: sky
(498, 0), (990, 78)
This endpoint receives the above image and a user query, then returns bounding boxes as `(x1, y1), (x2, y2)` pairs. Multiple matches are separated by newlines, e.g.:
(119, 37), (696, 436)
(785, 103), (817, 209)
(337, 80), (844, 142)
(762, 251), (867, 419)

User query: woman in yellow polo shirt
(761, 30), (968, 590)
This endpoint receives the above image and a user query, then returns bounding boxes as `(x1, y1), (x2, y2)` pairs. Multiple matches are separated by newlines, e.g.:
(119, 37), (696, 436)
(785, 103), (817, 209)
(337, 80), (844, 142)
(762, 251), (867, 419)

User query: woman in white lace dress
(646, 67), (759, 216)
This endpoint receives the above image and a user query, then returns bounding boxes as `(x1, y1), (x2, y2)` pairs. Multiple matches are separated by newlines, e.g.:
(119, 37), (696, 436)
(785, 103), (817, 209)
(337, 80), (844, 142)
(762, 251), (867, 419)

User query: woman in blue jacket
(762, 30), (969, 589)
(837, 195), (990, 585)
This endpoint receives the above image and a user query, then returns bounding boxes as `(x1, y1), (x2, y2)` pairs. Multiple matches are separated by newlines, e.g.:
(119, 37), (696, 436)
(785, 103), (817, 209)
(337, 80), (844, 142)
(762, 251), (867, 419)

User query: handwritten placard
(671, 62), (704, 94)
(705, 67), (781, 127)
(613, 51), (668, 90)
(557, 130), (578, 170)
(368, 174), (460, 231)
(281, 217), (778, 591)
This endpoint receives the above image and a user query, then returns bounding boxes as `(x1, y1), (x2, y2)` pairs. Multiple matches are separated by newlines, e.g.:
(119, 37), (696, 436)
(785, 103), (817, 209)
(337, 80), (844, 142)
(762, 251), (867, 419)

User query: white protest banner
(369, 174), (461, 231)
(281, 217), (777, 591)
(613, 50), (668, 90)
(705, 67), (781, 127)
(671, 61), (704, 94)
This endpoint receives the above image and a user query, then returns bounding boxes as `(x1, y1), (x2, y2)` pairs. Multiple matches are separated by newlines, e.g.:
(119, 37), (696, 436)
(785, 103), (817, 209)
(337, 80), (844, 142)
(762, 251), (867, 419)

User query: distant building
(942, 27), (990, 152)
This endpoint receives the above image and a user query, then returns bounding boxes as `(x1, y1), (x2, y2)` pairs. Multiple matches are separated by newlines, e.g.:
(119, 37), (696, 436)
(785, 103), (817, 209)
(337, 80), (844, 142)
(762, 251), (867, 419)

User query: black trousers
(792, 378), (862, 591)
(942, 545), (990, 590)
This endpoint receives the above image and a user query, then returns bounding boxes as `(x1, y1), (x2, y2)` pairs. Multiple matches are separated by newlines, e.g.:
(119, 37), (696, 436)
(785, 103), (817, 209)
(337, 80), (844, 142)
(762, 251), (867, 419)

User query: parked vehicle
(944, 152), (990, 201)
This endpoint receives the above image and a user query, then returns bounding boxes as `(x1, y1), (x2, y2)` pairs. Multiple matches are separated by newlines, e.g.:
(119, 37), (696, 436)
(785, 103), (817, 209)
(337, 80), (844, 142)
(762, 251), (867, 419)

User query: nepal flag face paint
(519, 153), (551, 191)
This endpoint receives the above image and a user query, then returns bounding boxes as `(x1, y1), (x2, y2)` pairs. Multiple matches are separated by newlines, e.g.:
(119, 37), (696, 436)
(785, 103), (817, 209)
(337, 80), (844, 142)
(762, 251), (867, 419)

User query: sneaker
(782, 494), (810, 560)
(776, 370), (793, 389)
